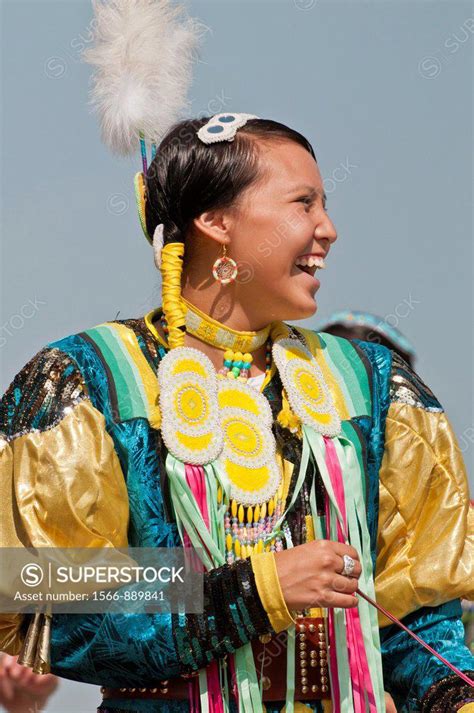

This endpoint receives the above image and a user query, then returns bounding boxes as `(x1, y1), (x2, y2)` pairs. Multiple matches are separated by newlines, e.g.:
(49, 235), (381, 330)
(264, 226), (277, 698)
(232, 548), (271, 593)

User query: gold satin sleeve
(250, 551), (296, 633)
(0, 398), (129, 656)
(375, 402), (473, 627)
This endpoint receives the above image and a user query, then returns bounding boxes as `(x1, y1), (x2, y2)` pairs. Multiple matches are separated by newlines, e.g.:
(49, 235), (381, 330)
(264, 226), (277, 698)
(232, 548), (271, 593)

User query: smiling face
(226, 139), (338, 323)
(186, 137), (338, 329)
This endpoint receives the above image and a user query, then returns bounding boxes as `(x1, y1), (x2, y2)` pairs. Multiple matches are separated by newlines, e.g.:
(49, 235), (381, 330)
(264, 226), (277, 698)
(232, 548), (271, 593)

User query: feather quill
(83, 0), (205, 155)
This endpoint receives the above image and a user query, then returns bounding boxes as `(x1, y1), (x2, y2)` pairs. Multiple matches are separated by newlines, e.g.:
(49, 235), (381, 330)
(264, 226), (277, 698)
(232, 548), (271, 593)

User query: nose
(314, 211), (337, 247)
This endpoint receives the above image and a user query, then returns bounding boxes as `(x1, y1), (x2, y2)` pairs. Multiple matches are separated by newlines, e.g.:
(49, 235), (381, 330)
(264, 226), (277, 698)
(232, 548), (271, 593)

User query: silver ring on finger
(341, 554), (355, 577)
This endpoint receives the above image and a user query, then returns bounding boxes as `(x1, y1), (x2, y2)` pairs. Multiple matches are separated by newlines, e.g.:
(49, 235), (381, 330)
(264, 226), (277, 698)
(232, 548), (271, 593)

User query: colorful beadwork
(178, 298), (272, 353)
(216, 379), (282, 503)
(216, 341), (272, 384)
(158, 313), (288, 560)
(222, 482), (286, 564)
(220, 349), (251, 380)
(156, 347), (224, 465)
(212, 253), (238, 284)
(157, 346), (283, 506)
(272, 337), (341, 437)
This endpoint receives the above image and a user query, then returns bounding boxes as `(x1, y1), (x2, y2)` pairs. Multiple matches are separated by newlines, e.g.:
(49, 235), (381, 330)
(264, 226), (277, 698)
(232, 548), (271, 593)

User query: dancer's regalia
(0, 2), (472, 712)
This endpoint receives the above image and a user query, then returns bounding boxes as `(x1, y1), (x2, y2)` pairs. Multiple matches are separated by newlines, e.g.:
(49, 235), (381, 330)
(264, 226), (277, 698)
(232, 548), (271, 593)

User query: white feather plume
(83, 0), (205, 155)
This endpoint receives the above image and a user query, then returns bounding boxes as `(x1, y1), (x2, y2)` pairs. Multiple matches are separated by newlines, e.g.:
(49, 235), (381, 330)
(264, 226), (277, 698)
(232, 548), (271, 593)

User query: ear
(191, 208), (233, 247)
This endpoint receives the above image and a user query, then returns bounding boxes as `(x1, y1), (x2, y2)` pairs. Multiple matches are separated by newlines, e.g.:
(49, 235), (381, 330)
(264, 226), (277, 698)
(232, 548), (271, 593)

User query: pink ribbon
(325, 493), (342, 713)
(355, 587), (474, 688)
(323, 437), (377, 712)
(322, 436), (474, 700)
(184, 463), (224, 713)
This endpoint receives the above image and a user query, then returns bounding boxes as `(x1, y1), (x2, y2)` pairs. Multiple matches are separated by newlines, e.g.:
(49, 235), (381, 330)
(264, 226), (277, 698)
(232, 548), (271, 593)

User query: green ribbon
(281, 522), (296, 713)
(333, 437), (385, 709)
(198, 668), (209, 713)
(166, 454), (225, 568)
(166, 453), (266, 712)
(304, 425), (385, 712)
(306, 432), (353, 712)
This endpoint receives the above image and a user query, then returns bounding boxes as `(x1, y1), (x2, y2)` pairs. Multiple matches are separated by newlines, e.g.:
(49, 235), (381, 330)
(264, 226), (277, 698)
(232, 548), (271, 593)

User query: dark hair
(144, 116), (317, 246)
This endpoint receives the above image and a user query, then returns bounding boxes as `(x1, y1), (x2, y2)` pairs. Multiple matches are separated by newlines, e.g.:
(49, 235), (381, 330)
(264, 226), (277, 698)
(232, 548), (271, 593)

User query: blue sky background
(1, 2), (472, 708)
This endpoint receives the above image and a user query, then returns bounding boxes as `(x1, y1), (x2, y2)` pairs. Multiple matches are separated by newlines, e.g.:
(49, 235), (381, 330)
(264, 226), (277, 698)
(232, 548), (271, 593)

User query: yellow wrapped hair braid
(135, 169), (187, 351)
(160, 241), (187, 350)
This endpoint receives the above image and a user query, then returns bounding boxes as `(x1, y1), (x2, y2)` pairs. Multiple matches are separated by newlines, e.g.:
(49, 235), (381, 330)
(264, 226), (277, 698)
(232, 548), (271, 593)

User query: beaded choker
(159, 310), (272, 386)
(180, 295), (272, 353)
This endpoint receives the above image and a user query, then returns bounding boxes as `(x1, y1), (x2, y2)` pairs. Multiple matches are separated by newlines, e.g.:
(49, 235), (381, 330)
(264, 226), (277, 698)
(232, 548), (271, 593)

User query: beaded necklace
(159, 311), (286, 563)
(159, 311), (272, 383)
(221, 479), (285, 564)
(181, 293), (272, 353)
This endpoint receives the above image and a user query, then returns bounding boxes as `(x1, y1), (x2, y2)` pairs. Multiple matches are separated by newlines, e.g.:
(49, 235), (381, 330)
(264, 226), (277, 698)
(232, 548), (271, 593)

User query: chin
(298, 302), (318, 321)
(276, 295), (318, 323)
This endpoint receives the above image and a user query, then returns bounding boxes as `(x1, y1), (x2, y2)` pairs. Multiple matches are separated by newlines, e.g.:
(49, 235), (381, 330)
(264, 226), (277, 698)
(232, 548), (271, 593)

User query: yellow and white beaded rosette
(157, 347), (281, 505)
(216, 379), (281, 506)
(157, 347), (224, 464)
(272, 337), (341, 436)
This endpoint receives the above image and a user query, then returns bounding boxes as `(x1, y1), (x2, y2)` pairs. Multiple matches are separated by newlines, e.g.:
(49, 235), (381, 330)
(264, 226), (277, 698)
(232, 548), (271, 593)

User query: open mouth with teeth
(294, 255), (326, 277)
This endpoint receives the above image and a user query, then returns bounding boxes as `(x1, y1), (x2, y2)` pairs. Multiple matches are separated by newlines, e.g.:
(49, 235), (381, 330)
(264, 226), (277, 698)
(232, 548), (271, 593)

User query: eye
(297, 196), (314, 211)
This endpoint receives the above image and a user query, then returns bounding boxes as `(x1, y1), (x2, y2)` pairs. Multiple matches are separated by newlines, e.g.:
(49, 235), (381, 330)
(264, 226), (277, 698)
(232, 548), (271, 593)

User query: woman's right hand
(273, 539), (362, 610)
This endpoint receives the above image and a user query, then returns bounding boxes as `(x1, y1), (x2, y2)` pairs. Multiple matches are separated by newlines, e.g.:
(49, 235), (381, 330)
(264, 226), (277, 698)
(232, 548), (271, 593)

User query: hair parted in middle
(143, 115), (317, 351)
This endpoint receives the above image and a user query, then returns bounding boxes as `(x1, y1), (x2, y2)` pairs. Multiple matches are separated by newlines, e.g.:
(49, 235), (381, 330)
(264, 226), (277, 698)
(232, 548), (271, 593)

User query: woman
(0, 113), (472, 713)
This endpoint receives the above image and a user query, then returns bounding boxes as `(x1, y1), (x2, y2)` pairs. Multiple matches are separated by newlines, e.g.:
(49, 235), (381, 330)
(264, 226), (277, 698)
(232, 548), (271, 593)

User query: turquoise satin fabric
(351, 339), (392, 576)
(379, 599), (473, 712)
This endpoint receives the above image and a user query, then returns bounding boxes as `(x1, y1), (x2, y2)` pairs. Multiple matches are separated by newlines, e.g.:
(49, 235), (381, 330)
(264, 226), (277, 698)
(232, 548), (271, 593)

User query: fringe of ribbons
(166, 417), (387, 713)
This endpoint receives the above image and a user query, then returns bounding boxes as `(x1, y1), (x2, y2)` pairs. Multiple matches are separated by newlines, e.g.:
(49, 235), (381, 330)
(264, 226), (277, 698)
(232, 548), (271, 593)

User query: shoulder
(385, 350), (443, 412)
(286, 324), (389, 420)
(0, 312), (152, 439)
(0, 344), (88, 440)
(291, 323), (391, 369)
(288, 324), (443, 421)
(46, 312), (158, 376)
(290, 322), (393, 388)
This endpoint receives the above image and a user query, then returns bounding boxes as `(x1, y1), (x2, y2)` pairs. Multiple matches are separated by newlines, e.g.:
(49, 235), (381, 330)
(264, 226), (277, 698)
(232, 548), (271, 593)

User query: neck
(155, 290), (278, 376)
(180, 286), (271, 333)
(184, 330), (270, 377)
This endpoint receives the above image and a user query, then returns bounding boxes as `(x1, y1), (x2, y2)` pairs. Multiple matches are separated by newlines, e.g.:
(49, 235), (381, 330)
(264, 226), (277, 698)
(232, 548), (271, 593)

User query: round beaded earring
(212, 244), (238, 284)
